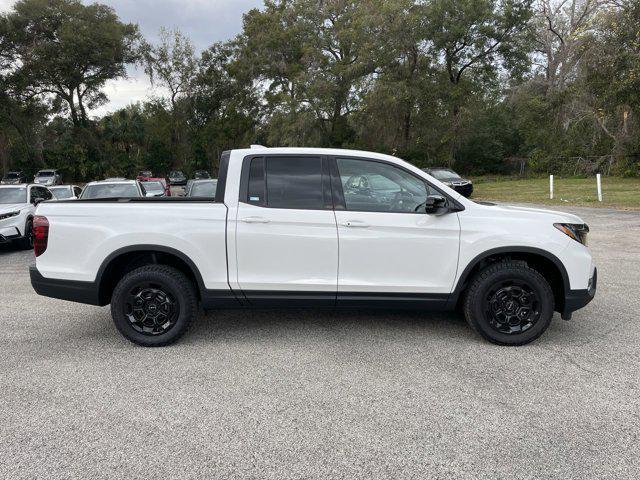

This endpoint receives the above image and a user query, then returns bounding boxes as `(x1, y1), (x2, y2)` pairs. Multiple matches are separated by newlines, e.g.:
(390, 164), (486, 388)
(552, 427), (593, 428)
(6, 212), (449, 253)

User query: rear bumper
(30, 266), (102, 305)
(562, 268), (597, 320)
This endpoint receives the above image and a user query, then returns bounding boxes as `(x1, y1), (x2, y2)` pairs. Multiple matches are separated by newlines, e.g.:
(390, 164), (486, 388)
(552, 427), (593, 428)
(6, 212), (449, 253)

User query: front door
(235, 155), (338, 306)
(332, 157), (460, 306)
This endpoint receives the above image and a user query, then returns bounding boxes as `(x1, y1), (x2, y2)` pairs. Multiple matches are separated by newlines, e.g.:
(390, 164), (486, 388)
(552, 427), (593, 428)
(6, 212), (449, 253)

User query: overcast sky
(0, 0), (264, 115)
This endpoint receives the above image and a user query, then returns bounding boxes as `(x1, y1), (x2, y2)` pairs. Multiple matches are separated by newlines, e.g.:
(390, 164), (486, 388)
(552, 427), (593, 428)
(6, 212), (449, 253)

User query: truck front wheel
(463, 261), (555, 346)
(110, 265), (197, 347)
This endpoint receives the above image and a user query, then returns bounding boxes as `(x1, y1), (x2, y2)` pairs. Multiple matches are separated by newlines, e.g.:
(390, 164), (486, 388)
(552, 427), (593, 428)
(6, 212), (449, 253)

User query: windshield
(195, 171), (210, 179)
(429, 169), (461, 181)
(49, 187), (74, 199)
(142, 181), (165, 194)
(170, 171), (184, 177)
(5, 173), (21, 179)
(37, 171), (55, 177)
(0, 187), (28, 203)
(138, 171), (152, 177)
(190, 181), (217, 197)
(81, 183), (139, 199)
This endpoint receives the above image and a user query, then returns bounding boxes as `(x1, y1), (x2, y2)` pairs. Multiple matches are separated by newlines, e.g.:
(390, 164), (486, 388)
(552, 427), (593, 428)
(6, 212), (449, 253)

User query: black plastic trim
(95, 245), (209, 300)
(30, 266), (101, 305)
(447, 246), (572, 310)
(201, 289), (243, 309)
(242, 290), (336, 308)
(562, 268), (597, 319)
(214, 150), (230, 203)
(337, 292), (449, 310)
(235, 290), (449, 310)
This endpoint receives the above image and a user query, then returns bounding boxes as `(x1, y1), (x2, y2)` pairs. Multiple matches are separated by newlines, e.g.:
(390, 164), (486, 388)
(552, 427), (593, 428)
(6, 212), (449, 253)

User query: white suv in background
(34, 169), (62, 186)
(0, 184), (52, 248)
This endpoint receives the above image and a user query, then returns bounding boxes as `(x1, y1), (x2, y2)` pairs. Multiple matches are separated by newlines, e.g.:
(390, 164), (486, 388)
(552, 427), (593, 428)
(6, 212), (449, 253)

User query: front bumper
(561, 268), (597, 320)
(0, 228), (21, 244)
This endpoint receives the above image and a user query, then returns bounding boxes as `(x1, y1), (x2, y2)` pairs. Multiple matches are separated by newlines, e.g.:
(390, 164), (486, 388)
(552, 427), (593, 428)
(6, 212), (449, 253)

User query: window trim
(239, 154), (333, 211)
(329, 155), (464, 214)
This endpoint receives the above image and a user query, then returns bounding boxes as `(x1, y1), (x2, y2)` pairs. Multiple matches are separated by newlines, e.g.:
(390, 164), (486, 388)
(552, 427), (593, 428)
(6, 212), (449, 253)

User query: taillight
(33, 215), (49, 257)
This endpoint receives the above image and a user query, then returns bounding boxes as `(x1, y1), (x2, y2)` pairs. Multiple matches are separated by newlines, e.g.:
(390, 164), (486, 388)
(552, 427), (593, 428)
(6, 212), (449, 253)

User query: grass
(470, 176), (640, 210)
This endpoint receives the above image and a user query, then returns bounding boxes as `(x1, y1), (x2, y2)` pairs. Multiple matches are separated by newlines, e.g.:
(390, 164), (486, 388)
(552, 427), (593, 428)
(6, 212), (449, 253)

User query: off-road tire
(463, 261), (554, 346)
(110, 265), (197, 347)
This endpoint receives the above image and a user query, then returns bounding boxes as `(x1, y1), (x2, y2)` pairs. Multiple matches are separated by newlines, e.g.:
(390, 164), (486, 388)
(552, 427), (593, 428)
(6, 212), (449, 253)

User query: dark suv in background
(422, 167), (473, 197)
(1, 171), (27, 185)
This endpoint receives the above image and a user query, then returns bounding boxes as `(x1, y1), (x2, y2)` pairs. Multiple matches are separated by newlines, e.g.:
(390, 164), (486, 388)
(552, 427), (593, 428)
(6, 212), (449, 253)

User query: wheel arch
(450, 247), (570, 313)
(96, 245), (205, 306)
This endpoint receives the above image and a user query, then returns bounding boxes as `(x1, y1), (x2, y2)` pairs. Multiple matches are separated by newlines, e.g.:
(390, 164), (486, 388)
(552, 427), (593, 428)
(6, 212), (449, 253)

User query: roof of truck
(234, 146), (401, 162)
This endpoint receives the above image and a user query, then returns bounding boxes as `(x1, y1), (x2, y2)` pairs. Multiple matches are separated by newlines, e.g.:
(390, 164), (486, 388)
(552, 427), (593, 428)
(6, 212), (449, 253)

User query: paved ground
(1, 205), (639, 479)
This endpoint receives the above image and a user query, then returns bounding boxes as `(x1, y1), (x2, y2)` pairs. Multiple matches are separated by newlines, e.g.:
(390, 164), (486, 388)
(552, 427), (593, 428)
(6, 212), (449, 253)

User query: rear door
(234, 155), (338, 306)
(332, 157), (461, 305)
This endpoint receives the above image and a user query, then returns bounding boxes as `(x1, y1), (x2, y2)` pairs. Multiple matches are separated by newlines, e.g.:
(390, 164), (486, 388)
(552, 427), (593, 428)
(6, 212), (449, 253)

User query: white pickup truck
(30, 147), (596, 347)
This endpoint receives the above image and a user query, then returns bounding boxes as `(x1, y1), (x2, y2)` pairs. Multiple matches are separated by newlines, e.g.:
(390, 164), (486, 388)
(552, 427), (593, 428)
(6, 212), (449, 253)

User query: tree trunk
(449, 103), (461, 168)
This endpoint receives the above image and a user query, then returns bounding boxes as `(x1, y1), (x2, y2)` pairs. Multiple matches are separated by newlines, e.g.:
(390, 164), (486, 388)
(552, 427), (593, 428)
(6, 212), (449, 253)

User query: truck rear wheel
(463, 261), (554, 346)
(110, 265), (197, 347)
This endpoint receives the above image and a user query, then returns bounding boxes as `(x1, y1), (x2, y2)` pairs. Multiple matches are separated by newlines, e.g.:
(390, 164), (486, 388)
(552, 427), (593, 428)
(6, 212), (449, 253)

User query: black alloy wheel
(124, 283), (179, 335)
(111, 265), (197, 347)
(483, 280), (540, 335)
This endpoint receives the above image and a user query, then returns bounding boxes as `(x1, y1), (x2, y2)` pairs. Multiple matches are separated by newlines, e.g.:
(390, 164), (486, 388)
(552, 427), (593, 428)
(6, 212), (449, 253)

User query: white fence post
(596, 173), (602, 202)
(550, 175), (554, 200)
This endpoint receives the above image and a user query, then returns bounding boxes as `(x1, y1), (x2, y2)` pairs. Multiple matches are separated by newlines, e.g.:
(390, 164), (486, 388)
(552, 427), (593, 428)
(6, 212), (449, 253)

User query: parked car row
(0, 174), (218, 248)
(1, 169), (64, 186)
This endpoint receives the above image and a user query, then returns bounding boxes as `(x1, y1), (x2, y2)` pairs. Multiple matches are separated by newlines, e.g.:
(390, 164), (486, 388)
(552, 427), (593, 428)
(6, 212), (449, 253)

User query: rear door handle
(341, 220), (370, 228)
(241, 216), (270, 224)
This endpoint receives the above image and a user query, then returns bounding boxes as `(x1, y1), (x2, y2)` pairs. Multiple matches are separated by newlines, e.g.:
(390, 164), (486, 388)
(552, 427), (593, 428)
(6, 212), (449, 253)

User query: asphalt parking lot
(1, 204), (639, 479)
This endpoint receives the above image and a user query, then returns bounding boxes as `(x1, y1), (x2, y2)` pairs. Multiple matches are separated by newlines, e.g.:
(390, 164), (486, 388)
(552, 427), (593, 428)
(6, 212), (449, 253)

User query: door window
(336, 158), (432, 213)
(245, 156), (324, 210)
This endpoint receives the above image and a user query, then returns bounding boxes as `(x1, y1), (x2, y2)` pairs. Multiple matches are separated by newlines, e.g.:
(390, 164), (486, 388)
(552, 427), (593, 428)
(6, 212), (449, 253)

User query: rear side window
(245, 156), (324, 210)
(266, 156), (323, 209)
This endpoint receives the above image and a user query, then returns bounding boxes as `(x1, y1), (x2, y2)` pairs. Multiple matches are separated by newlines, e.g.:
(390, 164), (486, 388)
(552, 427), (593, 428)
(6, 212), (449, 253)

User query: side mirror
(424, 195), (448, 215)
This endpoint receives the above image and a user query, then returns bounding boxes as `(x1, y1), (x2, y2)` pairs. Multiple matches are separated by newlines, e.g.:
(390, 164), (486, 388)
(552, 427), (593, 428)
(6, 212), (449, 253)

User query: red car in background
(136, 170), (153, 182)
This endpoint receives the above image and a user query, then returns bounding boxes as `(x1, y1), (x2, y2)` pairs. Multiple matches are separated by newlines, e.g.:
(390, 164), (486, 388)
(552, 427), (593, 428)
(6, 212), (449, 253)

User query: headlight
(554, 223), (589, 245)
(0, 211), (20, 221)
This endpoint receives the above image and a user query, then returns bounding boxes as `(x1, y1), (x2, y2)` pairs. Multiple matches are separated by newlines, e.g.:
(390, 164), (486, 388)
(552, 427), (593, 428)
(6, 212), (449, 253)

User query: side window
(42, 188), (53, 200)
(245, 156), (324, 210)
(266, 156), (323, 209)
(336, 158), (433, 213)
(74, 187), (82, 197)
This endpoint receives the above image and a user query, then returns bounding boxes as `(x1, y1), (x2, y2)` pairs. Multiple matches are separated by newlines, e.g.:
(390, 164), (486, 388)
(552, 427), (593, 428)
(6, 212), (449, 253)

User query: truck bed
(35, 200), (229, 291)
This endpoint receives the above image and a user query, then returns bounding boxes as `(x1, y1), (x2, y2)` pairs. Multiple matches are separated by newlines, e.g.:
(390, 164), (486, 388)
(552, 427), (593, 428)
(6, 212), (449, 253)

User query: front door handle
(241, 216), (270, 224)
(341, 220), (370, 228)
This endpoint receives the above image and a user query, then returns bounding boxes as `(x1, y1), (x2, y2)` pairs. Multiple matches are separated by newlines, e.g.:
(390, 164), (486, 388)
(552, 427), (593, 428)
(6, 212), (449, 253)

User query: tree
(423, 0), (534, 165)
(2, 0), (140, 127)
(142, 28), (199, 168)
(143, 28), (198, 110)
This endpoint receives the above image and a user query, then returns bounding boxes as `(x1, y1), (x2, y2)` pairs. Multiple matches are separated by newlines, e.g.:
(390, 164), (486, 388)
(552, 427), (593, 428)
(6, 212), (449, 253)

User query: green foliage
(1, 0), (639, 181)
